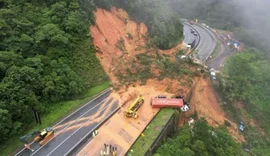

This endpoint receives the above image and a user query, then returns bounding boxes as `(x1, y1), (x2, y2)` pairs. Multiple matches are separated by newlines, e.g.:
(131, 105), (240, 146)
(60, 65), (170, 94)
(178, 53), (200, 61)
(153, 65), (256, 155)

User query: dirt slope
(187, 78), (245, 143)
(90, 7), (148, 83)
(90, 7), (244, 144)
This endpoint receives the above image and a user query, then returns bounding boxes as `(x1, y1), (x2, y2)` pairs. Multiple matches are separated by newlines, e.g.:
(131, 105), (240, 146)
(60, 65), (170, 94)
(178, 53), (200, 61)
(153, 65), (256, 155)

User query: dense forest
(155, 119), (244, 156)
(0, 0), (108, 144)
(217, 49), (270, 155)
(0, 0), (184, 151)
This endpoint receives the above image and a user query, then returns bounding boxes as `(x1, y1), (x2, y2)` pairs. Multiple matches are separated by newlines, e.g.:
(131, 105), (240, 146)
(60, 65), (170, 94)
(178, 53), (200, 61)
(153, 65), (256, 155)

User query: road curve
(207, 44), (235, 70)
(183, 24), (195, 44)
(192, 24), (216, 63)
(15, 89), (119, 156)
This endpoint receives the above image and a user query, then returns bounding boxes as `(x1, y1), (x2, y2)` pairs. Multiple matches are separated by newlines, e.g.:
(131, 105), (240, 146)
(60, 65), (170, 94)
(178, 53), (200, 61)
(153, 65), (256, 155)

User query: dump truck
(20, 127), (54, 150)
(124, 95), (144, 119)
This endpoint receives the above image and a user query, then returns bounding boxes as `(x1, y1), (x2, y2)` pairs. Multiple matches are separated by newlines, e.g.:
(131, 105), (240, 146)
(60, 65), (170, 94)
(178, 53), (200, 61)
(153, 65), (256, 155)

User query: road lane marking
(47, 103), (113, 156)
(63, 102), (120, 156)
(29, 97), (109, 156)
(15, 88), (111, 156)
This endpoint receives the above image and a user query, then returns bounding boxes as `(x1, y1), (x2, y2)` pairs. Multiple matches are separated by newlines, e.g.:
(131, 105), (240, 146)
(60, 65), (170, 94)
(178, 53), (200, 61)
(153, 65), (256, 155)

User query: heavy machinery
(124, 95), (144, 119)
(20, 127), (54, 150)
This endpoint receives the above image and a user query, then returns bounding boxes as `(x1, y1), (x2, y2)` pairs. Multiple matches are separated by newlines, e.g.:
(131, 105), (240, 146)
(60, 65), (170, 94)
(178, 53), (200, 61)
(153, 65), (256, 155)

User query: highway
(13, 22), (222, 156)
(15, 88), (119, 156)
(183, 24), (195, 44)
(207, 44), (235, 70)
(192, 24), (216, 63)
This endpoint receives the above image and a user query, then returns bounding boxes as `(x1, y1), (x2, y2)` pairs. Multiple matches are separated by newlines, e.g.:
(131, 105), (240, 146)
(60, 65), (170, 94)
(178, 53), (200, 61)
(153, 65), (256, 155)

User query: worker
(106, 144), (110, 155)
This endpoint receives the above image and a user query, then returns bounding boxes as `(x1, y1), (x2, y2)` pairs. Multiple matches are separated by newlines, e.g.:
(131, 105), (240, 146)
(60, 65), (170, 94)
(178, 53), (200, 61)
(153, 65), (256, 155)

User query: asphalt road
(207, 44), (235, 70)
(183, 24), (195, 44)
(15, 89), (119, 156)
(192, 24), (216, 63)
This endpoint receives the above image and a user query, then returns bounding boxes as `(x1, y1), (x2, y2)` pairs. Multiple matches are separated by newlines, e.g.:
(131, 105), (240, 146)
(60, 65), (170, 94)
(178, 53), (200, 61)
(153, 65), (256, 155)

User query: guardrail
(125, 109), (161, 156)
(183, 22), (201, 53)
(193, 23), (217, 63)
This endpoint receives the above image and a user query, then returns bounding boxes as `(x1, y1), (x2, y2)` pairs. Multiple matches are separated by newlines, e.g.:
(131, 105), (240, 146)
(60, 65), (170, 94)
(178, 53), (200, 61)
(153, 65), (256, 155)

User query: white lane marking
(197, 27), (207, 59)
(63, 104), (119, 156)
(195, 26), (203, 51)
(186, 28), (191, 43)
(15, 88), (111, 156)
(47, 103), (112, 156)
(200, 27), (213, 61)
(204, 33), (214, 61)
(30, 98), (109, 156)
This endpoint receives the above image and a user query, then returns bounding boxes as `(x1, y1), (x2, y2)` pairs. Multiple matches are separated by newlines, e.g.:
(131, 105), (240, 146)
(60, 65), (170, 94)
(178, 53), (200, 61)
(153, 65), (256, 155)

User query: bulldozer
(124, 95), (144, 119)
(20, 127), (54, 151)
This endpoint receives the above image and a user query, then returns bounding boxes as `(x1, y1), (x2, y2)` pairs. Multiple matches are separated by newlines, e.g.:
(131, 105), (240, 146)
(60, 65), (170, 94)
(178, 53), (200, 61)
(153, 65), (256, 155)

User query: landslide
(90, 7), (184, 89)
(90, 7), (244, 143)
(186, 78), (245, 143)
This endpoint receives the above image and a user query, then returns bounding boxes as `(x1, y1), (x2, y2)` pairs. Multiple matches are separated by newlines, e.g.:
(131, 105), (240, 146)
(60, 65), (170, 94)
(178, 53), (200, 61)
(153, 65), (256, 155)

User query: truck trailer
(150, 98), (184, 108)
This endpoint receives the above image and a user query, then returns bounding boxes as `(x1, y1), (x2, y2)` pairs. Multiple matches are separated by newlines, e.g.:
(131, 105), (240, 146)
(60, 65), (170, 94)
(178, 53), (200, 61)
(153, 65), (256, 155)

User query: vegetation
(0, 0), (108, 149)
(115, 37), (127, 52)
(0, 81), (110, 156)
(155, 119), (244, 156)
(116, 50), (196, 85)
(213, 49), (270, 155)
(94, 0), (184, 49)
(170, 0), (270, 58)
(128, 108), (176, 156)
(170, 0), (270, 154)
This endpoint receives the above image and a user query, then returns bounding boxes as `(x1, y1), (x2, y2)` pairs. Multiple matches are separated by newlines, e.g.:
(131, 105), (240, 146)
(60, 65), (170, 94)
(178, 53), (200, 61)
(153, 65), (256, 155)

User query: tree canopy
(155, 119), (244, 156)
(0, 0), (106, 145)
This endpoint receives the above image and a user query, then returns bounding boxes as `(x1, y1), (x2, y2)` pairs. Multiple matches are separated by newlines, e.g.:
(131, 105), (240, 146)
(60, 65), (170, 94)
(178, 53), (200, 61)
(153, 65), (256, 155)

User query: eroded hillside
(90, 7), (245, 144)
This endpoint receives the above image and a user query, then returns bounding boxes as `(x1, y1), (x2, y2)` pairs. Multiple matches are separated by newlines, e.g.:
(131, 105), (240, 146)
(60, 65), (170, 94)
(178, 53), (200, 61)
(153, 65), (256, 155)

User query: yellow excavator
(20, 127), (54, 151)
(124, 95), (144, 119)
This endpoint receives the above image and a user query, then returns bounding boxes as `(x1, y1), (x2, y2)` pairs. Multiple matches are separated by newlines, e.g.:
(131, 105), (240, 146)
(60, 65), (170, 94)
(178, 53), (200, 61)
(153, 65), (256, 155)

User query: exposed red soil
(90, 7), (148, 83)
(186, 78), (245, 143)
(90, 7), (184, 85)
(89, 7), (245, 149)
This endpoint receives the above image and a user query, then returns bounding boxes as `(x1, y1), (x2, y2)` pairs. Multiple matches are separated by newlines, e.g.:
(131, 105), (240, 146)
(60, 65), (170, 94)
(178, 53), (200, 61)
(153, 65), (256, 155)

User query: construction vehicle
(124, 95), (144, 119)
(20, 127), (54, 150)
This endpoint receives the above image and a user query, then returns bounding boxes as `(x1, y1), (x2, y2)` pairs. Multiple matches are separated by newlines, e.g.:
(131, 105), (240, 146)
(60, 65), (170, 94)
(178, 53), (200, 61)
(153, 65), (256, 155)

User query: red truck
(151, 98), (184, 108)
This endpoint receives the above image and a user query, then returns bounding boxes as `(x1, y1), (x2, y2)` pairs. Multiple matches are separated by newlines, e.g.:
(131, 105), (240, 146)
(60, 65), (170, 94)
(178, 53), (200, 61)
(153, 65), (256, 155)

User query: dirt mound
(90, 7), (149, 83)
(90, 7), (184, 84)
(187, 78), (245, 143)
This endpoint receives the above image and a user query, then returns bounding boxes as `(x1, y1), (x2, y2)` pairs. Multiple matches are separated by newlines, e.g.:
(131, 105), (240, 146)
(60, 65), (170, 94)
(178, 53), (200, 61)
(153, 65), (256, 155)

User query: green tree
(0, 109), (12, 143)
